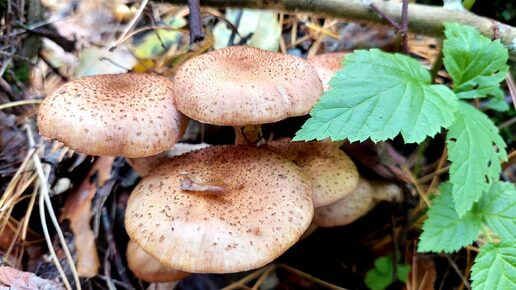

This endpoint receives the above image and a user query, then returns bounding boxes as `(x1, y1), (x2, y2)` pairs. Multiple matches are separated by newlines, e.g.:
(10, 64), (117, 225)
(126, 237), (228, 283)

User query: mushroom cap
(37, 73), (187, 158)
(370, 181), (403, 203)
(308, 52), (348, 91)
(265, 139), (359, 207)
(127, 240), (190, 282)
(173, 46), (323, 126)
(127, 143), (211, 176)
(125, 145), (313, 273)
(313, 177), (374, 227)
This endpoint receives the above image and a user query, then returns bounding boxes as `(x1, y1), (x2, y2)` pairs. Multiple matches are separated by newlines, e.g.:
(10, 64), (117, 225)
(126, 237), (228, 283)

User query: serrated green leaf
(365, 255), (411, 290)
(447, 102), (508, 216)
(294, 49), (458, 144)
(471, 241), (516, 290)
(418, 182), (482, 253)
(443, 23), (509, 100)
(475, 182), (516, 240)
(483, 87), (509, 112)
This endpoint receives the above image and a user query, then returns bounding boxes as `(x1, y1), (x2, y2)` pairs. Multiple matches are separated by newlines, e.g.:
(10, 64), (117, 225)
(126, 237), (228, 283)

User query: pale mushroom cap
(174, 46), (323, 126)
(308, 52), (348, 91)
(37, 73), (187, 157)
(265, 139), (359, 207)
(125, 145), (313, 273)
(127, 240), (190, 282)
(370, 181), (403, 202)
(313, 177), (375, 227)
(127, 143), (211, 176)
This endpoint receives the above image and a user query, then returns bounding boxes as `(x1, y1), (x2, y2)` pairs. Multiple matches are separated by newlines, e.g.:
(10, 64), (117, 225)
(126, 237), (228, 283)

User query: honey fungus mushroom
(127, 240), (190, 282)
(37, 73), (187, 157)
(265, 138), (359, 208)
(173, 46), (323, 143)
(125, 145), (313, 273)
(308, 52), (348, 91)
(314, 178), (402, 227)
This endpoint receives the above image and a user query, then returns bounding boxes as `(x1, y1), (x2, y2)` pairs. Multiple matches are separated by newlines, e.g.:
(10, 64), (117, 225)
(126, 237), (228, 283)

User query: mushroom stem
(234, 126), (248, 145)
(233, 125), (262, 145)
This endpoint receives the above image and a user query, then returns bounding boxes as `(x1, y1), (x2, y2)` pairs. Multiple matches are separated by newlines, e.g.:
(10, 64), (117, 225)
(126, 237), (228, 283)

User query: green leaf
(483, 87), (509, 112)
(443, 23), (509, 100)
(365, 255), (411, 290)
(418, 182), (482, 253)
(475, 182), (516, 240)
(447, 101), (508, 216)
(471, 241), (516, 290)
(294, 49), (458, 144)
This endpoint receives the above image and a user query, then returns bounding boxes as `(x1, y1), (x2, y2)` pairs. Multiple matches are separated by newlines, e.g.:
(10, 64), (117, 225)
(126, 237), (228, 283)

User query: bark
(167, 0), (516, 59)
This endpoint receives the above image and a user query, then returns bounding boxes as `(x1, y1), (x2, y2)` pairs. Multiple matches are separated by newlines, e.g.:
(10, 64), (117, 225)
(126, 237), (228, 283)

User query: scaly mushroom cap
(313, 177), (374, 227)
(308, 52), (348, 91)
(37, 73), (187, 157)
(174, 46), (323, 126)
(265, 139), (359, 207)
(125, 145), (313, 273)
(127, 240), (190, 282)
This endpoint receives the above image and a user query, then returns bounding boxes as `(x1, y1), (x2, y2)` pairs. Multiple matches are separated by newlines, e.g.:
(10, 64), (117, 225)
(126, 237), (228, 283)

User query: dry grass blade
(278, 264), (349, 290)
(110, 0), (150, 51)
(221, 266), (272, 290)
(0, 100), (43, 111)
(24, 123), (81, 290)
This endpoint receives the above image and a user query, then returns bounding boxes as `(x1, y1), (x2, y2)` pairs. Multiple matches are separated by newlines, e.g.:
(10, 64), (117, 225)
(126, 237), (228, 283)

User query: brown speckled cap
(125, 145), (313, 273)
(127, 240), (190, 282)
(37, 73), (187, 157)
(173, 46), (323, 126)
(265, 139), (359, 207)
(308, 52), (348, 91)
(313, 177), (374, 227)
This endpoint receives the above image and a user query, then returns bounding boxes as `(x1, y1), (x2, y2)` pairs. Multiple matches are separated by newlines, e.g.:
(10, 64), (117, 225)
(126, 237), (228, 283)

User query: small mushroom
(265, 138), (359, 207)
(127, 240), (189, 282)
(308, 52), (348, 91)
(37, 73), (187, 157)
(313, 178), (403, 227)
(125, 145), (313, 273)
(173, 46), (323, 143)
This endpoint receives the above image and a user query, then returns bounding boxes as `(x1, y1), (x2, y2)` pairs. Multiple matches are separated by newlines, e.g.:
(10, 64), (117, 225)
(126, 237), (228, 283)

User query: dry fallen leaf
(60, 156), (114, 278)
(0, 266), (65, 290)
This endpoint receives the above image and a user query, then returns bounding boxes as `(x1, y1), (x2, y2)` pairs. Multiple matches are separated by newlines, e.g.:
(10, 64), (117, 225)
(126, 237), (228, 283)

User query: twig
(251, 264), (276, 290)
(222, 266), (271, 290)
(445, 255), (471, 290)
(228, 9), (243, 46)
(369, 3), (401, 31)
(38, 50), (69, 81)
(164, 0), (516, 58)
(506, 72), (516, 110)
(278, 264), (349, 290)
(401, 0), (409, 53)
(187, 0), (205, 43)
(101, 207), (133, 287)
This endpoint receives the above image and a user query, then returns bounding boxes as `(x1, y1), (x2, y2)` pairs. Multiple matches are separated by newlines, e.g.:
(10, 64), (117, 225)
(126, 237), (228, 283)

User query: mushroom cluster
(37, 46), (401, 282)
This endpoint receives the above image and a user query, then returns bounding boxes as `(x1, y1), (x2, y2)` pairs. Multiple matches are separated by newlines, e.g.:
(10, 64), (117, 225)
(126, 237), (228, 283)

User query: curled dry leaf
(60, 156), (114, 277)
(0, 266), (65, 290)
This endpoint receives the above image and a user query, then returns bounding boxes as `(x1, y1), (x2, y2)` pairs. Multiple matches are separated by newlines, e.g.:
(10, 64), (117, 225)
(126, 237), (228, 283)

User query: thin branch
(165, 0), (516, 58)
(188, 0), (205, 43)
(401, 0), (409, 53)
(369, 3), (401, 31)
